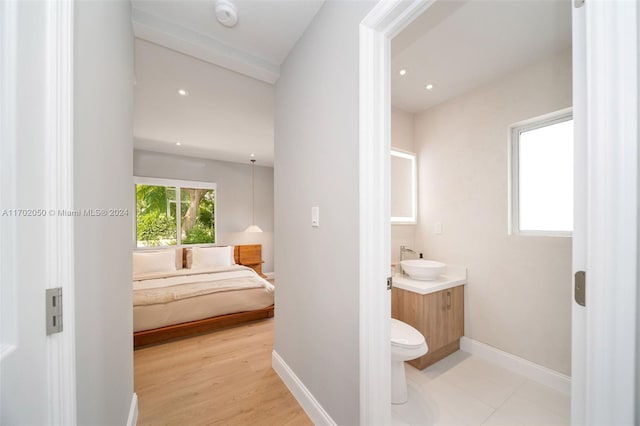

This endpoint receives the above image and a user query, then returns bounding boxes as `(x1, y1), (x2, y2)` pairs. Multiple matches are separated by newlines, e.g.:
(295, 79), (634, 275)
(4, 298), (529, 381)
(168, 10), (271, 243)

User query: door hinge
(574, 271), (586, 307)
(387, 276), (393, 290)
(46, 287), (63, 335)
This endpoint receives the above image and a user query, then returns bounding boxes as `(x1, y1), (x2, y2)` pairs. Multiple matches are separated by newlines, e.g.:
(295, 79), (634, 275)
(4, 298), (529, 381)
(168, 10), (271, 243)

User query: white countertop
(392, 265), (467, 295)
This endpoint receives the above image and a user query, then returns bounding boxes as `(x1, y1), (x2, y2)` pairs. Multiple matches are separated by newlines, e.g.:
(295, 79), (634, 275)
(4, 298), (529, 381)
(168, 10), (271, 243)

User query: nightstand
(237, 244), (266, 278)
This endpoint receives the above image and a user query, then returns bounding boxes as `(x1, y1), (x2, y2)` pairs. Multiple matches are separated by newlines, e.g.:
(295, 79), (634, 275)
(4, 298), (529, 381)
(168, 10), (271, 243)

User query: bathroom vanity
(392, 270), (466, 370)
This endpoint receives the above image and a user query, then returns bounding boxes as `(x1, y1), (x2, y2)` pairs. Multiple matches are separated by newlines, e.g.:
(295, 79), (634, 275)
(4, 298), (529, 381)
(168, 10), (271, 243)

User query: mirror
(391, 149), (417, 224)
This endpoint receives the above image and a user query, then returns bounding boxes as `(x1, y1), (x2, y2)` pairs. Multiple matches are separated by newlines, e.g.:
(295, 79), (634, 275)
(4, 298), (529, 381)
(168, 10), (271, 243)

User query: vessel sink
(400, 259), (446, 281)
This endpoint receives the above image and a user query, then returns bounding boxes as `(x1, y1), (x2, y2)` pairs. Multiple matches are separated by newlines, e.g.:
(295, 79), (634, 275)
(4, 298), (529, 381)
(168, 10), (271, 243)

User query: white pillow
(191, 246), (234, 269)
(133, 250), (177, 275)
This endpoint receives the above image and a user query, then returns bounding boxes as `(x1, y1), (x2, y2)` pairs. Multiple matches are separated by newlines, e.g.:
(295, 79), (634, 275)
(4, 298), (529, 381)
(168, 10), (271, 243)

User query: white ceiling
(132, 0), (324, 84)
(134, 39), (275, 165)
(134, 1), (572, 164)
(391, 0), (572, 113)
(132, 0), (325, 165)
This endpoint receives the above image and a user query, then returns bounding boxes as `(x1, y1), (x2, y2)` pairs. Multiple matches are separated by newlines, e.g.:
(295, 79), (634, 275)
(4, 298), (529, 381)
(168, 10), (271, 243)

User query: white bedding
(133, 265), (274, 332)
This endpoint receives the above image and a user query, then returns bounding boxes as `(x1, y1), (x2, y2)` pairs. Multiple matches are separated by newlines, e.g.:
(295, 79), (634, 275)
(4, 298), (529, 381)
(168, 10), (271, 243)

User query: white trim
(583, 1), (639, 424)
(44, 0), (77, 424)
(271, 351), (335, 425)
(508, 108), (573, 237)
(134, 176), (216, 190)
(460, 337), (571, 395)
(131, 8), (279, 84)
(126, 393), (138, 426)
(359, 1), (434, 424)
(570, 0), (587, 422)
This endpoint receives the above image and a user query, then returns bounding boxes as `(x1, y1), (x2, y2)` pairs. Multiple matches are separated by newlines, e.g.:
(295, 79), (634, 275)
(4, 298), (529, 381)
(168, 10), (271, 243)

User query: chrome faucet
(400, 245), (416, 262)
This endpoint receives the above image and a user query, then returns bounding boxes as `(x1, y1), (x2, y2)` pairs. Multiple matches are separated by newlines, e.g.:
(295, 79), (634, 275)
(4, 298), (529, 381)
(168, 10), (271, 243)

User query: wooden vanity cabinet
(392, 285), (464, 370)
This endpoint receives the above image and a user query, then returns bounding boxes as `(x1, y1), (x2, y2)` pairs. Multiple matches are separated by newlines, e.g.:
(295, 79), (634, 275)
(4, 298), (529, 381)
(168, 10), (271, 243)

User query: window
(510, 109), (573, 236)
(134, 177), (216, 248)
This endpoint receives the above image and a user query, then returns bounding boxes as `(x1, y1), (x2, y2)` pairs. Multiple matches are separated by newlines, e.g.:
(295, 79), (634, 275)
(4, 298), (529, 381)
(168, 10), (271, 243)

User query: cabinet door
(391, 287), (423, 333)
(444, 286), (464, 343)
(422, 290), (448, 351)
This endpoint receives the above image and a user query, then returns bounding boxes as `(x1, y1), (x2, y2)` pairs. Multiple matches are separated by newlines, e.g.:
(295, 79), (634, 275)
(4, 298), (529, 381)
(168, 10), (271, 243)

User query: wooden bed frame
(133, 305), (274, 348)
(133, 244), (273, 349)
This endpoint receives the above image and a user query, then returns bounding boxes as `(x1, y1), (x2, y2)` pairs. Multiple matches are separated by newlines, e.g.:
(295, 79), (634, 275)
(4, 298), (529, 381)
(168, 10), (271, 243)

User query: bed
(132, 245), (274, 348)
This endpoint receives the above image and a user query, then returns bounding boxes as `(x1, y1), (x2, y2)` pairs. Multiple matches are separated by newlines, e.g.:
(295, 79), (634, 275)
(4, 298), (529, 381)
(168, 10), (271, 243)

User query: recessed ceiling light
(250, 153), (255, 158)
(177, 89), (189, 96)
(176, 142), (181, 146)
(425, 84), (434, 90)
(399, 69), (407, 76)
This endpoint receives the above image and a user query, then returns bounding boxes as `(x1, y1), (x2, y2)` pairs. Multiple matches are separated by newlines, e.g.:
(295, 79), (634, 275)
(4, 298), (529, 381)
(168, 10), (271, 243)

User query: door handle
(447, 291), (452, 310)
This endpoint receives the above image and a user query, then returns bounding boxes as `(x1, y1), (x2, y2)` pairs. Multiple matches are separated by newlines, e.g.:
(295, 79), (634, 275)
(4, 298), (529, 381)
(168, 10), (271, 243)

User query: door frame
(577, 0), (639, 423)
(359, 0), (639, 424)
(0, 0), (77, 423)
(358, 1), (435, 423)
(44, 0), (77, 423)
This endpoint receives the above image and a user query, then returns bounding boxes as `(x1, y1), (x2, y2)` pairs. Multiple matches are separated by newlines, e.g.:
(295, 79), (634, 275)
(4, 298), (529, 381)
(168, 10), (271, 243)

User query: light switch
(434, 222), (443, 235)
(311, 206), (320, 227)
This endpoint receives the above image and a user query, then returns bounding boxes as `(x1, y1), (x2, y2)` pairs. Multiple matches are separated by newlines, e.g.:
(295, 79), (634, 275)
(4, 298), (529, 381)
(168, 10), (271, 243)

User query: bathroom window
(509, 109), (573, 236)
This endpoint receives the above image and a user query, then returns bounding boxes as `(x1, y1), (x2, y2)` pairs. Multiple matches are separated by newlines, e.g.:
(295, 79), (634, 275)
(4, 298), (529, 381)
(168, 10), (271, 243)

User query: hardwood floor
(134, 318), (312, 425)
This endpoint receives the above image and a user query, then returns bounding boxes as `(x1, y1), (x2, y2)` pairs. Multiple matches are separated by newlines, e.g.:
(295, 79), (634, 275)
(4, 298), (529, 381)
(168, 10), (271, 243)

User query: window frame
(133, 176), (217, 249)
(508, 108), (573, 237)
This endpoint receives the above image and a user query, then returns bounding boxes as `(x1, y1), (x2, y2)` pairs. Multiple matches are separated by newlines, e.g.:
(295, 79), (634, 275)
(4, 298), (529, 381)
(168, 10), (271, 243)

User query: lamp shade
(244, 224), (263, 233)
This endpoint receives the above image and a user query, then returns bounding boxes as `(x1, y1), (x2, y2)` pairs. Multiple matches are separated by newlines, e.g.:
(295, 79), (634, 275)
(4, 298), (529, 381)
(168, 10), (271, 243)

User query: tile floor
(391, 351), (570, 426)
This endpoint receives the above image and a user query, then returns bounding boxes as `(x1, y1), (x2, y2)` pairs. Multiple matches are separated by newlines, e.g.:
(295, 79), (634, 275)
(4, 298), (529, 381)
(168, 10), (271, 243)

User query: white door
(0, 1), (49, 422)
(571, 0), (639, 424)
(0, 1), (76, 424)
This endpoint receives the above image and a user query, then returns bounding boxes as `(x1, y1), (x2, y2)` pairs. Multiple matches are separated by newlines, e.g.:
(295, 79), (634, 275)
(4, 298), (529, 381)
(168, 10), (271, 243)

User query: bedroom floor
(392, 351), (570, 425)
(134, 318), (311, 426)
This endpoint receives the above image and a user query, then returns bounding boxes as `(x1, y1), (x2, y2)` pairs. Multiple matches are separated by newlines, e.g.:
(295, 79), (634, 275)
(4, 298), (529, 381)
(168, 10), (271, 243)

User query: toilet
(390, 318), (428, 404)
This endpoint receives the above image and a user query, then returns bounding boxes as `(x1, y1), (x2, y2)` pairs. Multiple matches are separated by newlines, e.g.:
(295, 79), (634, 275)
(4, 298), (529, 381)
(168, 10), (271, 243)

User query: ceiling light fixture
(215, 0), (239, 28)
(176, 142), (181, 146)
(425, 84), (434, 90)
(244, 159), (263, 233)
(177, 89), (189, 96)
(250, 153), (255, 158)
(399, 69), (407, 76)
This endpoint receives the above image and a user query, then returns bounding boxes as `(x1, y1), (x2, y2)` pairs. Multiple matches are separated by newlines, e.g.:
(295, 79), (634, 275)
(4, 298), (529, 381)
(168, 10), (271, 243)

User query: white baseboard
(271, 350), (336, 425)
(460, 337), (571, 395)
(126, 393), (138, 426)
(264, 271), (274, 279)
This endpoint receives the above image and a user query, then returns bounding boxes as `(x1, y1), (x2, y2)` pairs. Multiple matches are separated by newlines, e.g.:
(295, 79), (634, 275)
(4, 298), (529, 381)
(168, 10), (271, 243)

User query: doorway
(359, 0), (639, 424)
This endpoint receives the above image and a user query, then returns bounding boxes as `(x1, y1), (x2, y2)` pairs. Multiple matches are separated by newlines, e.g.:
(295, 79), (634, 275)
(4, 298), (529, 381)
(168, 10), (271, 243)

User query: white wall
(133, 149), (275, 273)
(274, 1), (375, 423)
(74, 1), (135, 423)
(391, 108), (416, 263)
(413, 49), (573, 374)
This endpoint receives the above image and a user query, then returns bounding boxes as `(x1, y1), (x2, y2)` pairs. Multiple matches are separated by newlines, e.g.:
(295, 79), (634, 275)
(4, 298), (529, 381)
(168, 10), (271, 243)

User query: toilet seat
(390, 318), (428, 404)
(391, 318), (426, 349)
